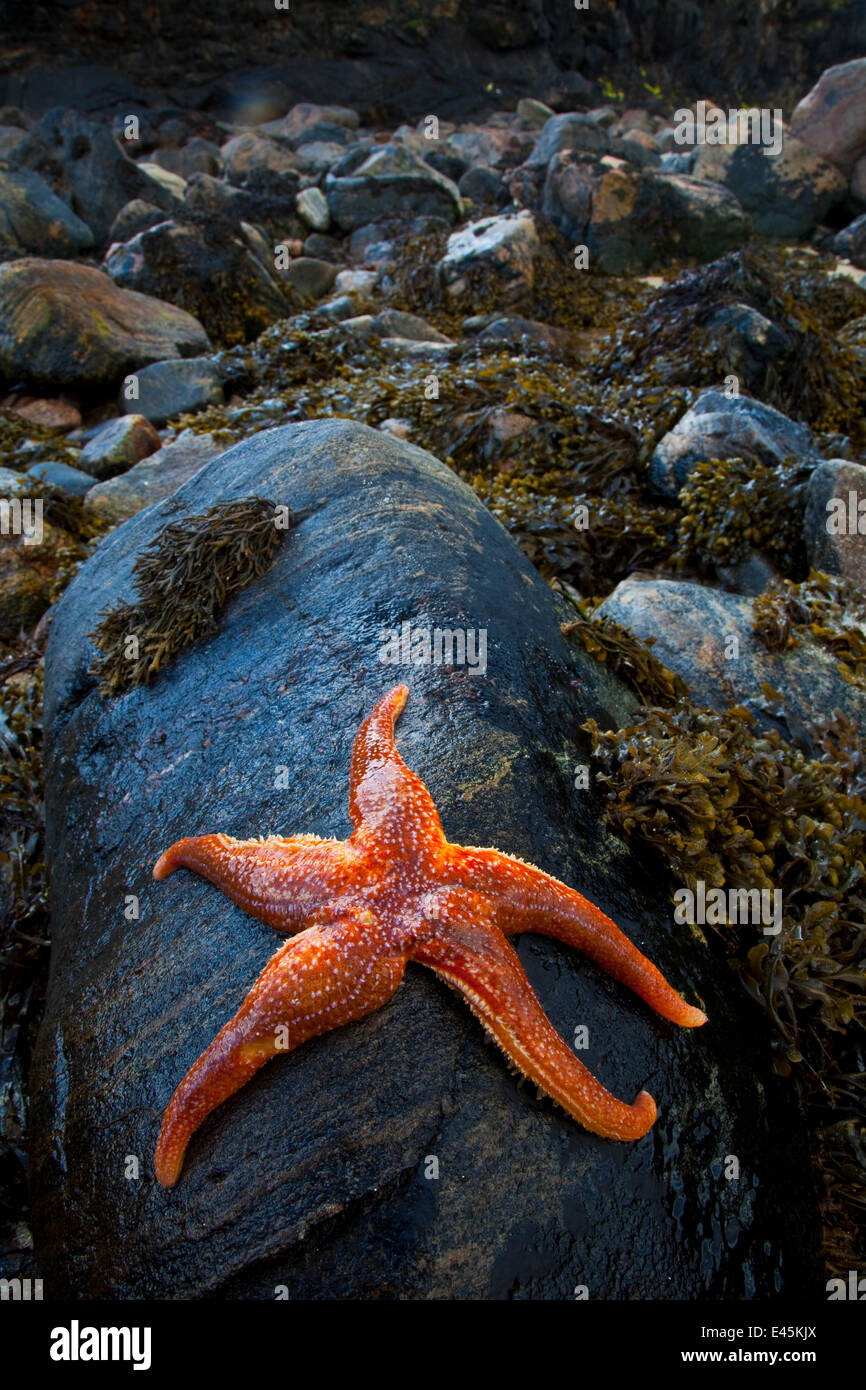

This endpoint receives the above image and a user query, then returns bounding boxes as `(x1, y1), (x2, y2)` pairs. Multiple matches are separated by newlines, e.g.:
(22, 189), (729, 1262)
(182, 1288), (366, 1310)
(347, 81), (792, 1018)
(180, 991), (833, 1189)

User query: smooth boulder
(0, 168), (94, 257)
(30, 419), (821, 1299)
(598, 576), (866, 732)
(0, 259), (211, 390)
(650, 389), (817, 497)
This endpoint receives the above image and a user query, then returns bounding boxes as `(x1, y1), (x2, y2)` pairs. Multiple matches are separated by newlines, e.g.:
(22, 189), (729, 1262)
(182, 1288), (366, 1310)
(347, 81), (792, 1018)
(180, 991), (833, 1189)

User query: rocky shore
(2, 50), (866, 1296)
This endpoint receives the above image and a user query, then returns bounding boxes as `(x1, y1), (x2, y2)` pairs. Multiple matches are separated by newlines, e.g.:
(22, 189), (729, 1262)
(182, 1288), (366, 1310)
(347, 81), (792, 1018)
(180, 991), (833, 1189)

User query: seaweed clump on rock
(753, 573), (866, 682)
(675, 455), (813, 577)
(90, 497), (291, 695)
(0, 649), (48, 1278)
(562, 597), (688, 705)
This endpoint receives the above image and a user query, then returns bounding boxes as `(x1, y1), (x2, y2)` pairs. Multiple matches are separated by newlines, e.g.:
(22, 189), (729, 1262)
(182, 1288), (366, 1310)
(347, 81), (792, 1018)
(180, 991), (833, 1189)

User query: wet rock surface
(30, 420), (821, 1300)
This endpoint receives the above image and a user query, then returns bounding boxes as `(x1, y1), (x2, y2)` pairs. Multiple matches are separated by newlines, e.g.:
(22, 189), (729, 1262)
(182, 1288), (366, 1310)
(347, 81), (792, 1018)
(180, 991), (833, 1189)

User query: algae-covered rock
(30, 419), (821, 1300)
(693, 130), (846, 239)
(103, 219), (290, 346)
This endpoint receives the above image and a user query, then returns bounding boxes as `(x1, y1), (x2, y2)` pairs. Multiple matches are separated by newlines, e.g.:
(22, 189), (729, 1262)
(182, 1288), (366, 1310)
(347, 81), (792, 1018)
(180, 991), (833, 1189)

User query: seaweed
(89, 497), (291, 695)
(675, 455), (813, 576)
(562, 599), (689, 705)
(581, 689), (865, 1273)
(0, 409), (83, 474)
(594, 245), (866, 448)
(0, 648), (48, 1280)
(753, 572), (866, 689)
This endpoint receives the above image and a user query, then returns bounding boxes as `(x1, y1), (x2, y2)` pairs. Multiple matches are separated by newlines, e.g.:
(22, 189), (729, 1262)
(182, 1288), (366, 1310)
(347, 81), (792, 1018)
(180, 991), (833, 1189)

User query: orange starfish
(153, 685), (706, 1186)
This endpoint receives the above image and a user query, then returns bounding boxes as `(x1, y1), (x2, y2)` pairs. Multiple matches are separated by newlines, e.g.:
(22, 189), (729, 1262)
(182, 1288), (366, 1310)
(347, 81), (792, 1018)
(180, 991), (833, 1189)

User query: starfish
(153, 685), (706, 1186)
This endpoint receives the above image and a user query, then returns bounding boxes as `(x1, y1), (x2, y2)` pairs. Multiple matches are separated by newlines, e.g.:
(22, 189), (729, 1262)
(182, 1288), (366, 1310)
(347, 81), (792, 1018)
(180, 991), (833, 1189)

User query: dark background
(0, 0), (864, 121)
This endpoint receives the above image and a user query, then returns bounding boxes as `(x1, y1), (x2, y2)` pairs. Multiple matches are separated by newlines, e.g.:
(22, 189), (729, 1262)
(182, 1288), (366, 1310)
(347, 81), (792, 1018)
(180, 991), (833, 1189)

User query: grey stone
(542, 158), (747, 273)
(0, 169), (94, 257)
(525, 112), (609, 168)
(79, 414), (162, 479)
(293, 141), (348, 175)
(659, 151), (695, 174)
(804, 458), (866, 591)
(458, 165), (505, 205)
(0, 467), (29, 496)
(650, 390), (817, 498)
(121, 358), (224, 427)
(368, 309), (452, 343)
(151, 138), (222, 180)
(260, 103), (360, 143)
(25, 460), (95, 498)
(221, 132), (298, 184)
(832, 212), (866, 268)
(598, 575), (866, 733)
(516, 98), (555, 130)
(108, 199), (166, 245)
(295, 186), (330, 231)
(326, 143), (462, 231)
(83, 428), (221, 526)
(705, 303), (793, 392)
(278, 257), (338, 299)
(34, 108), (178, 245)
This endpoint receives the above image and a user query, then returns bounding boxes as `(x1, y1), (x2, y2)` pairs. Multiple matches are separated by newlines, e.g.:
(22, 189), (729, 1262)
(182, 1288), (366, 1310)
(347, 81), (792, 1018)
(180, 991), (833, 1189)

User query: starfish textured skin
(153, 685), (706, 1187)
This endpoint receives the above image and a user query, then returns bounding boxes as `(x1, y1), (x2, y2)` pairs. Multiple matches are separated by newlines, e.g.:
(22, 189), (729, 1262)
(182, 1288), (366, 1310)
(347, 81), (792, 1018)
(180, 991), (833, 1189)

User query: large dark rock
(33, 108), (178, 245)
(0, 168), (94, 257)
(692, 130), (846, 239)
(31, 420), (822, 1299)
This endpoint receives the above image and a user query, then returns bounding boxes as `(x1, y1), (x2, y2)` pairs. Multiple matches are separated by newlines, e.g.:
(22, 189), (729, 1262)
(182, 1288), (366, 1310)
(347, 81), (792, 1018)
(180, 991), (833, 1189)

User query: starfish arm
(154, 913), (406, 1187)
(411, 892), (657, 1142)
(446, 847), (707, 1029)
(348, 684), (445, 865)
(153, 833), (358, 932)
